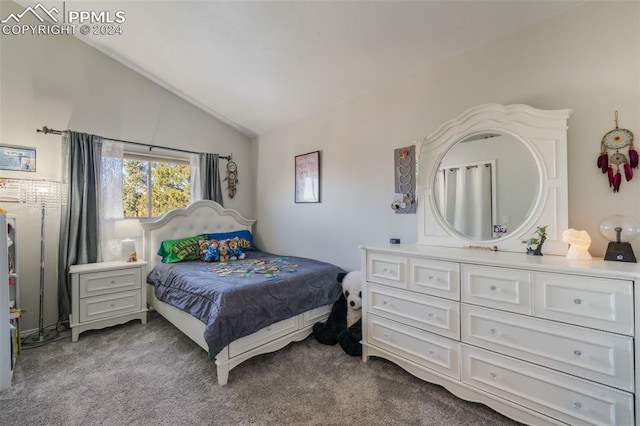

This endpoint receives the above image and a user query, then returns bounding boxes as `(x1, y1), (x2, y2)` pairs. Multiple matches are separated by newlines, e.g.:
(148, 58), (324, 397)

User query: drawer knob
(574, 402), (583, 409)
(427, 312), (434, 318)
(490, 372), (497, 379)
(428, 350), (435, 356)
(573, 298), (582, 305)
(110, 280), (115, 284)
(573, 350), (582, 357)
(490, 328), (497, 335)
(110, 303), (115, 308)
(428, 275), (437, 281)
(490, 285), (497, 291)
(383, 333), (389, 339)
(383, 300), (390, 306)
(382, 268), (390, 273)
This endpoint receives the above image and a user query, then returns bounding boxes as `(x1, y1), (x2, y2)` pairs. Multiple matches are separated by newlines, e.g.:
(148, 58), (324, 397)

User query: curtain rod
(36, 126), (232, 161)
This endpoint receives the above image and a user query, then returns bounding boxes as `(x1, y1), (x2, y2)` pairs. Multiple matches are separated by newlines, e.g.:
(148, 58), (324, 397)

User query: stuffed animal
(203, 240), (220, 263)
(218, 239), (230, 262)
(228, 237), (246, 261)
(312, 270), (362, 356)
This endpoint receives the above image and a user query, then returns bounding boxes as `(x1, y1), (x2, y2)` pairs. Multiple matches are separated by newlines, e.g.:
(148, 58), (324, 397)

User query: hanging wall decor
(597, 111), (637, 192)
(225, 160), (239, 199)
(391, 145), (416, 214)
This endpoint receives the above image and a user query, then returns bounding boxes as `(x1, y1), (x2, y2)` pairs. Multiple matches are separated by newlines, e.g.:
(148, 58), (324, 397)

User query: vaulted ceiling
(22, 1), (584, 137)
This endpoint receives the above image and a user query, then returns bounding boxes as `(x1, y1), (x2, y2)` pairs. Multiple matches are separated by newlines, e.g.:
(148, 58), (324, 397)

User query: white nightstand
(69, 260), (148, 342)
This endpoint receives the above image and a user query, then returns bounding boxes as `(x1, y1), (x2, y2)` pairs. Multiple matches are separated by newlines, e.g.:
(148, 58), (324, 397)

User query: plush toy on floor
(312, 270), (362, 356)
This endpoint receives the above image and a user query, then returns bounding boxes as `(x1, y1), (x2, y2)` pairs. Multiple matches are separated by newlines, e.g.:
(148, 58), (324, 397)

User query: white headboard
(140, 200), (256, 270)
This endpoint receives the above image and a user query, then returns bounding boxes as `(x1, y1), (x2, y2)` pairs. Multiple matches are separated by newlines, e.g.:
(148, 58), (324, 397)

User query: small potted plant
(522, 226), (548, 256)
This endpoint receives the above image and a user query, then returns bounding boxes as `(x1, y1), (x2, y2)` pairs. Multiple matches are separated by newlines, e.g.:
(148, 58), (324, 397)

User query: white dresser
(69, 260), (147, 342)
(361, 244), (640, 426)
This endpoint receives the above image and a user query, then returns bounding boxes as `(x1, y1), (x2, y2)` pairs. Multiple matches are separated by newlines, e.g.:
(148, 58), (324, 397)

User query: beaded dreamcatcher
(597, 111), (637, 192)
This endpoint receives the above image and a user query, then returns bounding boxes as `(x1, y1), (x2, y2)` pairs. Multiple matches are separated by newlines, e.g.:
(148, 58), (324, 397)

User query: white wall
(254, 1), (640, 272)
(0, 1), (253, 331)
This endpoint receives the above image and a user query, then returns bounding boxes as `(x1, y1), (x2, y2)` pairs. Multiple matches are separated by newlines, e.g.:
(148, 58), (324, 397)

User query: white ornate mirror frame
(416, 104), (572, 255)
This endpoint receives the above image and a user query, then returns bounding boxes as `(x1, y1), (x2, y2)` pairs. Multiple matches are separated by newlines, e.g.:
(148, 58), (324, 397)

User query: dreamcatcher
(224, 160), (239, 199)
(597, 111), (637, 192)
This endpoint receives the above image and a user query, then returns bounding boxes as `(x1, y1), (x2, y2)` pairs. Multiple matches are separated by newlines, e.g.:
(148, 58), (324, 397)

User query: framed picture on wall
(0, 145), (36, 172)
(295, 150), (320, 203)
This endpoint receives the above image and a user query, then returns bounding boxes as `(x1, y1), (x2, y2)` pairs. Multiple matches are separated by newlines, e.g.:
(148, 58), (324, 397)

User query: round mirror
(432, 131), (540, 241)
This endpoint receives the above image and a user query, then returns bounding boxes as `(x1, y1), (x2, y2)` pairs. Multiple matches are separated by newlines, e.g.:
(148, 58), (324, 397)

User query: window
(122, 154), (191, 218)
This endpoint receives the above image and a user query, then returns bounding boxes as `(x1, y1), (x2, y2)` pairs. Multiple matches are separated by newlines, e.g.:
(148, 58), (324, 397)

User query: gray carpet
(1, 312), (521, 425)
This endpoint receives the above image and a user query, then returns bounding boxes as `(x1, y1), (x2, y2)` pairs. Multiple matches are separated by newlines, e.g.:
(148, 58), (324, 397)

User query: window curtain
(190, 153), (223, 206)
(100, 141), (124, 261)
(57, 131), (103, 323)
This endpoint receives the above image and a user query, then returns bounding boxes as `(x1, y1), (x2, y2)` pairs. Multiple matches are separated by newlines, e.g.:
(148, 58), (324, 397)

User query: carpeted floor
(0, 312), (522, 425)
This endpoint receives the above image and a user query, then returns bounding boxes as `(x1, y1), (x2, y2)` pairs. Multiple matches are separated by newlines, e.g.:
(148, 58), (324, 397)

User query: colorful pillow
(157, 235), (206, 263)
(207, 230), (257, 251)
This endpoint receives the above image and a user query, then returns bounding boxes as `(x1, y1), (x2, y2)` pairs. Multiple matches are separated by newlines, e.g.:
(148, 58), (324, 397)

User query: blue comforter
(146, 252), (343, 356)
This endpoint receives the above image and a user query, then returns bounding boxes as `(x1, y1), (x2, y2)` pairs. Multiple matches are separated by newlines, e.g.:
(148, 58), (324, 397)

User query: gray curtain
(57, 131), (103, 323)
(198, 153), (224, 206)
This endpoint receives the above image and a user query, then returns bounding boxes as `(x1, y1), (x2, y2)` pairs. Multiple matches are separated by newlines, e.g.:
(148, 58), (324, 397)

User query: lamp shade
(113, 219), (141, 240)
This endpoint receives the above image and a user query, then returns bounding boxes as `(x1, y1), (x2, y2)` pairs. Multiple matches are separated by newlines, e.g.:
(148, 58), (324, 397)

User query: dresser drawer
(533, 273), (633, 336)
(368, 283), (459, 339)
(462, 345), (634, 426)
(229, 316), (298, 358)
(409, 258), (459, 300)
(79, 268), (141, 298)
(366, 252), (407, 288)
(368, 314), (460, 379)
(79, 291), (141, 322)
(461, 264), (531, 314)
(462, 304), (634, 392)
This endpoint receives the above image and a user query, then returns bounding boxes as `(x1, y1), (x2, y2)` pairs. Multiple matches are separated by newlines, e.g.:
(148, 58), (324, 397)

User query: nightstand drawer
(79, 269), (141, 298)
(369, 283), (459, 339)
(80, 291), (141, 322)
(366, 252), (407, 288)
(462, 264), (531, 314)
(533, 273), (633, 336)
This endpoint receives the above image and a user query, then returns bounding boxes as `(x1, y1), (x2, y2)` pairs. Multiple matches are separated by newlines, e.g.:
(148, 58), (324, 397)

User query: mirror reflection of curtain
(437, 163), (492, 240)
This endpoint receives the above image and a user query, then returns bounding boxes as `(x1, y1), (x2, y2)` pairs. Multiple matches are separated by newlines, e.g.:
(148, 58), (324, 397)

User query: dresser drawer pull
(110, 303), (115, 308)
(428, 275), (437, 281)
(427, 350), (435, 356)
(427, 312), (434, 318)
(573, 349), (582, 357)
(490, 285), (497, 291)
(574, 402), (583, 410)
(573, 298), (582, 305)
(383, 300), (390, 306)
(110, 280), (115, 284)
(490, 372), (497, 379)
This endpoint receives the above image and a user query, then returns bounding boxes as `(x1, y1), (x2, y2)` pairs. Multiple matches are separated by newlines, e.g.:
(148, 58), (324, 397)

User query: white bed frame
(141, 200), (331, 385)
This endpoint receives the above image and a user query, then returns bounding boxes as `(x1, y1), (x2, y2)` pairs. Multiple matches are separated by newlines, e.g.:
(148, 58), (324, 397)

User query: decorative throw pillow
(207, 230), (257, 251)
(157, 235), (206, 263)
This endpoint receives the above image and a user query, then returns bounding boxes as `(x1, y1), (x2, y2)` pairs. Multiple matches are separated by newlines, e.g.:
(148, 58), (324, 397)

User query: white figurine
(562, 229), (592, 260)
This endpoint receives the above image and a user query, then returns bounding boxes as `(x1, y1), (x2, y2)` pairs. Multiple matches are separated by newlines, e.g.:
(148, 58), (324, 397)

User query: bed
(141, 200), (342, 385)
